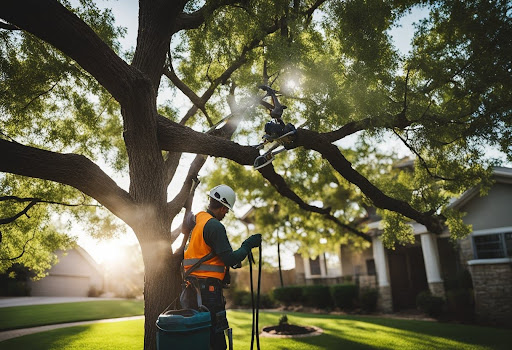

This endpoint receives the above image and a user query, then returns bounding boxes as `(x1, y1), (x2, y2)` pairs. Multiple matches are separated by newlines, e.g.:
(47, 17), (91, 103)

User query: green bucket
(156, 309), (211, 350)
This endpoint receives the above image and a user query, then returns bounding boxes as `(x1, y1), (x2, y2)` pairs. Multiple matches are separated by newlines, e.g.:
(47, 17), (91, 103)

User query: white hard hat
(209, 184), (236, 210)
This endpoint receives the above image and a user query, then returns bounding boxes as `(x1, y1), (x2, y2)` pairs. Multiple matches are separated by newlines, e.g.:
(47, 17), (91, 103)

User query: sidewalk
(0, 315), (144, 342)
(0, 296), (125, 308)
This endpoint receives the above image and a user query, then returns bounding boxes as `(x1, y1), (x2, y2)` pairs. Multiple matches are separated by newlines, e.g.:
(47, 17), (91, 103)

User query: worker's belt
(183, 259), (225, 273)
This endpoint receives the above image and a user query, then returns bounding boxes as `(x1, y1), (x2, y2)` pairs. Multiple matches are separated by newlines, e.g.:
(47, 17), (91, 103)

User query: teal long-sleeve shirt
(188, 210), (249, 267)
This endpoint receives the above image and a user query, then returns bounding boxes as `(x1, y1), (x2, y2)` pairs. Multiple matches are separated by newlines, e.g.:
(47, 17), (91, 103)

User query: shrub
(229, 289), (252, 307)
(228, 289), (275, 308)
(359, 288), (378, 312)
(278, 314), (288, 326)
(330, 284), (358, 309)
(272, 286), (303, 305)
(416, 290), (445, 318)
(88, 286), (104, 297)
(302, 285), (331, 308)
(445, 288), (474, 323)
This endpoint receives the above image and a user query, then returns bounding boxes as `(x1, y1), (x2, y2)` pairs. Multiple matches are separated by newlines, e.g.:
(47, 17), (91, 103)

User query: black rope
(249, 244), (262, 350)
(256, 244), (262, 350)
(249, 250), (255, 350)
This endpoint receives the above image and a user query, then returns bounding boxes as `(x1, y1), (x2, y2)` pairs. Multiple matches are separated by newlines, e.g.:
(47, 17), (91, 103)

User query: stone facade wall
(429, 281), (445, 297)
(358, 275), (377, 289)
(458, 237), (474, 266)
(377, 285), (393, 313)
(469, 262), (512, 326)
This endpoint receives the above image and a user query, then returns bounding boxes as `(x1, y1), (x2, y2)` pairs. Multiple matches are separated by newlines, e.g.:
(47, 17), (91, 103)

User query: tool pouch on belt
(199, 277), (229, 333)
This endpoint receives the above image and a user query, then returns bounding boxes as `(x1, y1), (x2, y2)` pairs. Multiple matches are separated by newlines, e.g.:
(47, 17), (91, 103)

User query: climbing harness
(206, 84), (297, 170)
(248, 244), (263, 350)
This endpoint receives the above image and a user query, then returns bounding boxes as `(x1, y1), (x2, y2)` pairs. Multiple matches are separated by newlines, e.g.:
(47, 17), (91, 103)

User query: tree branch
(156, 114), (260, 164)
(0, 20), (20, 30)
(0, 196), (100, 225)
(296, 129), (445, 234)
(166, 18), (275, 126)
(172, 0), (240, 33)
(0, 139), (138, 228)
(323, 111), (410, 143)
(0, 232), (36, 261)
(392, 129), (456, 181)
(2, 0), (147, 105)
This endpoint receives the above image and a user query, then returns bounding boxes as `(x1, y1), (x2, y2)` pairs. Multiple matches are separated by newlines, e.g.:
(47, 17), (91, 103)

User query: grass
(0, 300), (143, 331)
(2, 310), (511, 349)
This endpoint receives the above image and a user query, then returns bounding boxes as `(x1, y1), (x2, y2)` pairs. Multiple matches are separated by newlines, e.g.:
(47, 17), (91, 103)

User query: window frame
(472, 227), (512, 260)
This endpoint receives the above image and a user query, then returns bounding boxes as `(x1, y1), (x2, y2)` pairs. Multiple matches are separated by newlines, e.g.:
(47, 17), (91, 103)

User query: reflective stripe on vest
(183, 211), (226, 280)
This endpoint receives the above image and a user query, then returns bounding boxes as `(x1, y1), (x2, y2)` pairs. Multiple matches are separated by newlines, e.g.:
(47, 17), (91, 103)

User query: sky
(75, 1), (431, 268)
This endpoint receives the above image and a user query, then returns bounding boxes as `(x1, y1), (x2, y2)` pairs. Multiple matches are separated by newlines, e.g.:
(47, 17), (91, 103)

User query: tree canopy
(1, 0), (510, 348)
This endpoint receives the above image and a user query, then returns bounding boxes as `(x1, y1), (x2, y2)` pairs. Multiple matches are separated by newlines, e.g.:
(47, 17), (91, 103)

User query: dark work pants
(182, 277), (228, 350)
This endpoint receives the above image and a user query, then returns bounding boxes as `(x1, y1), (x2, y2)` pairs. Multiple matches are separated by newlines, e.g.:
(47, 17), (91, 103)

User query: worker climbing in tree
(180, 184), (262, 350)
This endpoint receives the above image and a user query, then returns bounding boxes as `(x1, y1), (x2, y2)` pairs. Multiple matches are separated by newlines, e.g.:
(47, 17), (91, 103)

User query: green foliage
(380, 210), (415, 249)
(301, 285), (331, 308)
(2, 0), (511, 292)
(0, 0), (129, 276)
(330, 283), (358, 309)
(271, 286), (303, 306)
(444, 209), (472, 240)
(278, 314), (288, 326)
(227, 289), (274, 309)
(445, 288), (475, 323)
(359, 287), (378, 312)
(416, 290), (445, 318)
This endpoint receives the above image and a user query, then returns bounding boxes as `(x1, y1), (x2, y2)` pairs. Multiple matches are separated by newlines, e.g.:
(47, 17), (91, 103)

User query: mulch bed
(260, 323), (323, 338)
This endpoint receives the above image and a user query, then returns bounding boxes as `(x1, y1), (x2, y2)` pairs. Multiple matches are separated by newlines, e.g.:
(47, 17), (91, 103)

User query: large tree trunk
(140, 236), (183, 350)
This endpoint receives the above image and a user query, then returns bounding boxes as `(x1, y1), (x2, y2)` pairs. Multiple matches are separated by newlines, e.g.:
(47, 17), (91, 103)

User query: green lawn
(2, 310), (511, 349)
(0, 300), (143, 331)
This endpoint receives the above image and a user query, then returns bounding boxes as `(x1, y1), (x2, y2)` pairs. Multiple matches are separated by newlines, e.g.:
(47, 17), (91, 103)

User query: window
(309, 257), (321, 275)
(473, 232), (512, 259)
(366, 259), (376, 276)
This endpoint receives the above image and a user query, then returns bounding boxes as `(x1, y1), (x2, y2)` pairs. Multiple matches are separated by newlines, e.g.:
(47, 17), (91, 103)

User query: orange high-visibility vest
(183, 211), (226, 280)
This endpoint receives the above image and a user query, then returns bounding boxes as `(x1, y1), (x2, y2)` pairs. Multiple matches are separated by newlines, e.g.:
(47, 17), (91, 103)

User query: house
(295, 166), (512, 325)
(28, 245), (104, 297)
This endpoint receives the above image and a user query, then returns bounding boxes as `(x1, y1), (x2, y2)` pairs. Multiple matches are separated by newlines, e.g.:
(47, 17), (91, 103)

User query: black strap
(182, 252), (216, 280)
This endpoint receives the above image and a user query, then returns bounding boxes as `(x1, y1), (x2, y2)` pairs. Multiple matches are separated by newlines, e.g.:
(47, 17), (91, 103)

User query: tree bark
(140, 235), (183, 350)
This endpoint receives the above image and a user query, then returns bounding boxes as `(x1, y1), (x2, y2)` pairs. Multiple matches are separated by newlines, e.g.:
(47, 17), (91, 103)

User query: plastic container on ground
(156, 308), (211, 350)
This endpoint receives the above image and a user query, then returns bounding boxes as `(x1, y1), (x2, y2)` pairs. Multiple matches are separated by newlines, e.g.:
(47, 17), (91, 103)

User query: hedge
(330, 284), (358, 309)
(416, 290), (445, 318)
(302, 285), (331, 308)
(272, 286), (303, 305)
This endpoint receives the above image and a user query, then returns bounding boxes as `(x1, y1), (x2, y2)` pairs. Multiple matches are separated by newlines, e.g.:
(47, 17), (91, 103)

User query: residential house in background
(28, 245), (104, 297)
(295, 167), (512, 326)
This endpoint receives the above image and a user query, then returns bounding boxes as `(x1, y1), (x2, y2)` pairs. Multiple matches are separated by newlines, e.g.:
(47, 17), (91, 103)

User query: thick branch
(172, 0), (240, 33)
(258, 166), (329, 215)
(1, 0), (147, 105)
(0, 139), (138, 227)
(156, 115), (259, 164)
(258, 166), (371, 241)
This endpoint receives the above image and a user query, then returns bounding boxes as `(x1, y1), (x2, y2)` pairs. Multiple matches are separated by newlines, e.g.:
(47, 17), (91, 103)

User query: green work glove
(242, 233), (262, 250)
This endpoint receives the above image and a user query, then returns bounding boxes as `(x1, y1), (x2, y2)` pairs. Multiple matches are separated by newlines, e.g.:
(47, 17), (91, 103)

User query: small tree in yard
(1, 1), (511, 349)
